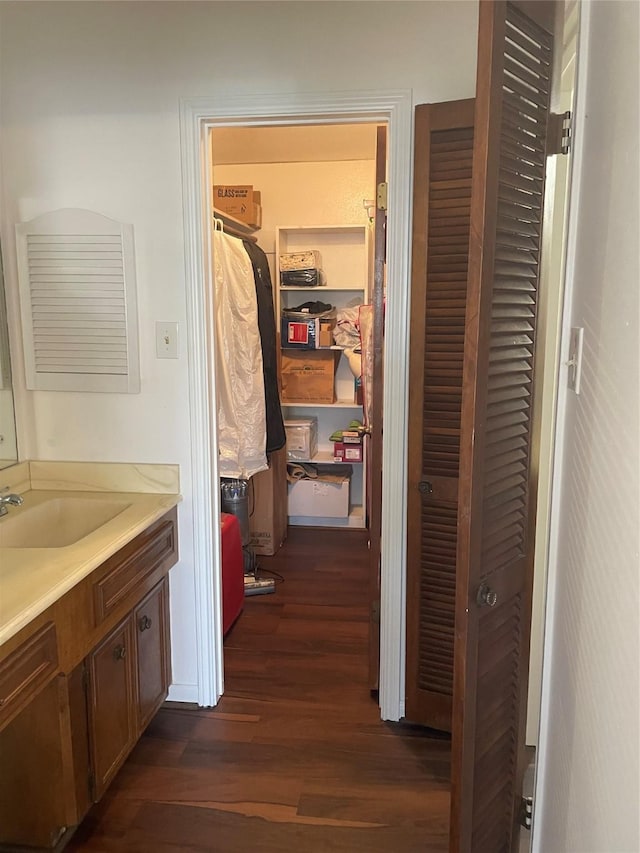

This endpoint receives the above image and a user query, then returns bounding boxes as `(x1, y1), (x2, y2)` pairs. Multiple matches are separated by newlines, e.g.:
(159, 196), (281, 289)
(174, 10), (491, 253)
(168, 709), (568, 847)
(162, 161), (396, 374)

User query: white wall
(213, 157), (376, 268)
(526, 0), (579, 748)
(535, 2), (640, 850)
(0, 1), (478, 699)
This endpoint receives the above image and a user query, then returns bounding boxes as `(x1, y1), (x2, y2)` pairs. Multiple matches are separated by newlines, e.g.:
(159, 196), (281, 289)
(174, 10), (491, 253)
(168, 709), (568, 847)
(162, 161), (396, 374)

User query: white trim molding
(179, 89), (414, 719)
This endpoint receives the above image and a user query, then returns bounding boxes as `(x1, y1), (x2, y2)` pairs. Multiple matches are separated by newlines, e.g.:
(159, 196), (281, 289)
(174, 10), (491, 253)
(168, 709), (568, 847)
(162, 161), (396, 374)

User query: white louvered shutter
(15, 209), (140, 393)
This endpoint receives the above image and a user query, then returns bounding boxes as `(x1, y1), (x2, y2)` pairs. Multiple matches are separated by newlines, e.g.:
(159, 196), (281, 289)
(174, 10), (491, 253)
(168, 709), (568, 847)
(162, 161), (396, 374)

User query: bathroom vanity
(0, 465), (180, 850)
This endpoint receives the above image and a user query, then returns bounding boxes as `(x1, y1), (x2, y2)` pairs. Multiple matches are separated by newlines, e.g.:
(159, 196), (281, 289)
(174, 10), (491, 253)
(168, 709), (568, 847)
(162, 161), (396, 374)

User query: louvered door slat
(451, 2), (557, 852)
(407, 99), (475, 733)
(16, 208), (140, 393)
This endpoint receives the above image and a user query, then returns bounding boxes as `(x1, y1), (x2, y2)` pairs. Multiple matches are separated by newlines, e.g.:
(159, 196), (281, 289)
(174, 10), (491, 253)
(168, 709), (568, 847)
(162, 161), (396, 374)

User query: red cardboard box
(333, 441), (363, 463)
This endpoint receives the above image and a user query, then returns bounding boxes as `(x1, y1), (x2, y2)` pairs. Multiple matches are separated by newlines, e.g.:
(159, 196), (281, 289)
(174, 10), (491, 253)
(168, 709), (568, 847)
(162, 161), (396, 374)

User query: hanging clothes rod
(213, 209), (259, 243)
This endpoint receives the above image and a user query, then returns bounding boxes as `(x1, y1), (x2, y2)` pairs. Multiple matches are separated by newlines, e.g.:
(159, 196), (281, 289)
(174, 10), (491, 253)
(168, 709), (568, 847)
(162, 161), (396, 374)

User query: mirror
(0, 246), (19, 469)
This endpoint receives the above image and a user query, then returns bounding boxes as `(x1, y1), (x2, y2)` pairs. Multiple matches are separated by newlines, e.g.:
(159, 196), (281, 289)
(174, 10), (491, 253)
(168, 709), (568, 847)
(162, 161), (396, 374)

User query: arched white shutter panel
(15, 209), (140, 393)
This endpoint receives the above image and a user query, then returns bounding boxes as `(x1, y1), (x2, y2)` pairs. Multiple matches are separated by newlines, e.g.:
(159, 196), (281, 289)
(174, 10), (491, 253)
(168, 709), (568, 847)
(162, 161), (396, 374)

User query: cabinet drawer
(0, 622), (58, 730)
(93, 512), (177, 625)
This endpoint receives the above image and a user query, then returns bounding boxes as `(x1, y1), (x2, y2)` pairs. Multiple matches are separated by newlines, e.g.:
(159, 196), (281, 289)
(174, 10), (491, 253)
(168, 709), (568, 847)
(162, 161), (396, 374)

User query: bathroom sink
(0, 497), (131, 548)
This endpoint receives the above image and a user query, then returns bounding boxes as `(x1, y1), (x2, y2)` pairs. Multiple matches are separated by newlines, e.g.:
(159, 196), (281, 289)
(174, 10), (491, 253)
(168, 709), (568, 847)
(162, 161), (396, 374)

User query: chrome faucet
(0, 489), (23, 517)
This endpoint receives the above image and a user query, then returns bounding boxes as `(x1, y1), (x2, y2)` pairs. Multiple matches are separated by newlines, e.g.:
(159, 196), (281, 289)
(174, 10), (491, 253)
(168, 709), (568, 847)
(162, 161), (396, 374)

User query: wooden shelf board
(213, 208), (259, 236)
(281, 400), (361, 409)
(279, 285), (365, 292)
(277, 224), (367, 233)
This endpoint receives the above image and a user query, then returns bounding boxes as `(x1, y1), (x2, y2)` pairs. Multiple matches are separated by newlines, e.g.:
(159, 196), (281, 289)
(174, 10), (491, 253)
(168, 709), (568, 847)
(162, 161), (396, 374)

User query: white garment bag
(213, 228), (268, 479)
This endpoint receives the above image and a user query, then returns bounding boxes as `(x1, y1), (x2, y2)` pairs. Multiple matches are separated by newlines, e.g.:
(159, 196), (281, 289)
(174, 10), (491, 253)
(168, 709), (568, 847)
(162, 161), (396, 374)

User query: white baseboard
(167, 682), (200, 705)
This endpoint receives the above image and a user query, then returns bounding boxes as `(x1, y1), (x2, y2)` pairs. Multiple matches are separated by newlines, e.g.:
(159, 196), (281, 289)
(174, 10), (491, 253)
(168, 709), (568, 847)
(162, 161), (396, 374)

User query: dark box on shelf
(280, 350), (339, 404)
(280, 268), (322, 287)
(281, 316), (336, 349)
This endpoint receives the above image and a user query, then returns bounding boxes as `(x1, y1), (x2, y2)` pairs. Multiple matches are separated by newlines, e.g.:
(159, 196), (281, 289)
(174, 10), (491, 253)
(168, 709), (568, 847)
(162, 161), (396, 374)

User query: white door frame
(179, 89), (413, 720)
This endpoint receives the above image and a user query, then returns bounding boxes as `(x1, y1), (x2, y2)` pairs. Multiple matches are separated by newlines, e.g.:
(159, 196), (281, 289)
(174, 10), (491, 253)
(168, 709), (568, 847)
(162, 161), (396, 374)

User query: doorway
(209, 119), (383, 692)
(179, 90), (413, 716)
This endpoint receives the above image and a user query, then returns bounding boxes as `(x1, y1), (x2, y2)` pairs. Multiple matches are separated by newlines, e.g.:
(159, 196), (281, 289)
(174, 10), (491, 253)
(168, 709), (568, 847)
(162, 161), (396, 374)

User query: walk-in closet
(209, 123), (385, 686)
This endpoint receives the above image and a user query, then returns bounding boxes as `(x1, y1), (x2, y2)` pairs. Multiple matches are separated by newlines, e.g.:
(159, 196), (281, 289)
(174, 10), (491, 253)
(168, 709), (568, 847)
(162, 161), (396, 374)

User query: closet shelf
(281, 399), (361, 409)
(310, 449), (362, 465)
(288, 505), (365, 530)
(280, 284), (365, 292)
(213, 208), (259, 242)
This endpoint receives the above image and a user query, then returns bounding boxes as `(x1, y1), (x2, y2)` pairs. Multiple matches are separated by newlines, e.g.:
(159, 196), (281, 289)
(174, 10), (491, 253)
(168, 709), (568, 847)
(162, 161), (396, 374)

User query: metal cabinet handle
(418, 480), (433, 494)
(476, 583), (498, 608)
(113, 644), (126, 661)
(138, 615), (152, 633)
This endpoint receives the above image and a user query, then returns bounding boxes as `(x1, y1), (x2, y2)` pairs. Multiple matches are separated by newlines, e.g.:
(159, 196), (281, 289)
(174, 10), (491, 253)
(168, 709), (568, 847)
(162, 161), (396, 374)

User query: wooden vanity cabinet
(134, 579), (170, 731)
(86, 577), (171, 800)
(87, 614), (137, 800)
(0, 507), (177, 851)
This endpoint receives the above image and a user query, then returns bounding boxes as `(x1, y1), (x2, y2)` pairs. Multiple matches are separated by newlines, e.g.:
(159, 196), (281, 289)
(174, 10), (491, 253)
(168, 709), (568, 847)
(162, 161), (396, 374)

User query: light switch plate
(567, 326), (584, 394)
(156, 322), (179, 359)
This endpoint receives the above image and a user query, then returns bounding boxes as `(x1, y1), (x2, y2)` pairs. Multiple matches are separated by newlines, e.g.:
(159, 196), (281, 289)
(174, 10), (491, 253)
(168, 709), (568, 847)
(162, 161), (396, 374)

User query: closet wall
(213, 159), (375, 281)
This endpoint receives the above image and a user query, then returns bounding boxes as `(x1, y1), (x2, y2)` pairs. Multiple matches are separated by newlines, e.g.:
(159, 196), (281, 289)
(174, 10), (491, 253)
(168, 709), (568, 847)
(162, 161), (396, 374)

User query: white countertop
(0, 489), (181, 647)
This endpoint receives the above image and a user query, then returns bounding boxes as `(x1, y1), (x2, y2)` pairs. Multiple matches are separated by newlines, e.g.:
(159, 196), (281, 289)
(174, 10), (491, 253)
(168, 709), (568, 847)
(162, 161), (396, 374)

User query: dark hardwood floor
(68, 527), (450, 852)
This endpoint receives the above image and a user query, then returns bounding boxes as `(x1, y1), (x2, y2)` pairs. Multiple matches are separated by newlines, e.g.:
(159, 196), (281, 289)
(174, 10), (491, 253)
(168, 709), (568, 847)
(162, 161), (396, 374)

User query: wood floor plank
(67, 527), (450, 852)
(126, 801), (437, 853)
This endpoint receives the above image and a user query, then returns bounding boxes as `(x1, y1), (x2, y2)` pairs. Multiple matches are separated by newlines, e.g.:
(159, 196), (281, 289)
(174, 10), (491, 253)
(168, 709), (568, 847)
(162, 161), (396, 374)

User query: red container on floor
(220, 513), (244, 635)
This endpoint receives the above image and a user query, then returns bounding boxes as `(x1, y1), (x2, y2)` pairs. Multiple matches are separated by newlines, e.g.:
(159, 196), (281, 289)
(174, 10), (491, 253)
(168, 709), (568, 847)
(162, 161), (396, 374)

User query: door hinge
(519, 795), (533, 830)
(371, 600), (380, 624)
(376, 181), (388, 211)
(49, 826), (67, 848)
(549, 110), (572, 155)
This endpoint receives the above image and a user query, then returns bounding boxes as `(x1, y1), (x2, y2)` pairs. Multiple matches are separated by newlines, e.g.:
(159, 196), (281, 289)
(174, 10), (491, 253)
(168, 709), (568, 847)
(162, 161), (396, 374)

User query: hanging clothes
(213, 229), (268, 479)
(242, 240), (286, 454)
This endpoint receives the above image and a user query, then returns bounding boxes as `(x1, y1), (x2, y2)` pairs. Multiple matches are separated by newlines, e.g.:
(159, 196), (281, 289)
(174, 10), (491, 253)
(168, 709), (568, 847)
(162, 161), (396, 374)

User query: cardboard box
(248, 447), (287, 555)
(284, 416), (318, 462)
(318, 318), (336, 348)
(288, 478), (350, 518)
(333, 441), (363, 463)
(213, 185), (261, 227)
(250, 203), (262, 228)
(280, 350), (338, 404)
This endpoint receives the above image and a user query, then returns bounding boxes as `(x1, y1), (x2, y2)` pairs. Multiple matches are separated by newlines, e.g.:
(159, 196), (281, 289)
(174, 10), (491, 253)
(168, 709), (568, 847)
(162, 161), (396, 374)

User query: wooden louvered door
(450, 2), (558, 851)
(406, 99), (475, 731)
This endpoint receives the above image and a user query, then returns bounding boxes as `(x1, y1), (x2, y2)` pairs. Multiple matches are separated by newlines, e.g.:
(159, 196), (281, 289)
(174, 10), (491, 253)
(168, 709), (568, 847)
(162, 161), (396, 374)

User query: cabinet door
(134, 579), (170, 730)
(0, 677), (73, 850)
(87, 616), (136, 800)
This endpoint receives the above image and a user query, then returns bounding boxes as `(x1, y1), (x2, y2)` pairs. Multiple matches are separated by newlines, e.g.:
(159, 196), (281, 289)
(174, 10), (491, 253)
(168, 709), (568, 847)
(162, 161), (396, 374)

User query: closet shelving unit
(275, 224), (370, 530)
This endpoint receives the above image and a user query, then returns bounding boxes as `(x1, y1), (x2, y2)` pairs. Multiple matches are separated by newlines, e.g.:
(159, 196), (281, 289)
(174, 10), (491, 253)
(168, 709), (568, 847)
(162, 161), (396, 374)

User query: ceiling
(211, 123), (379, 165)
